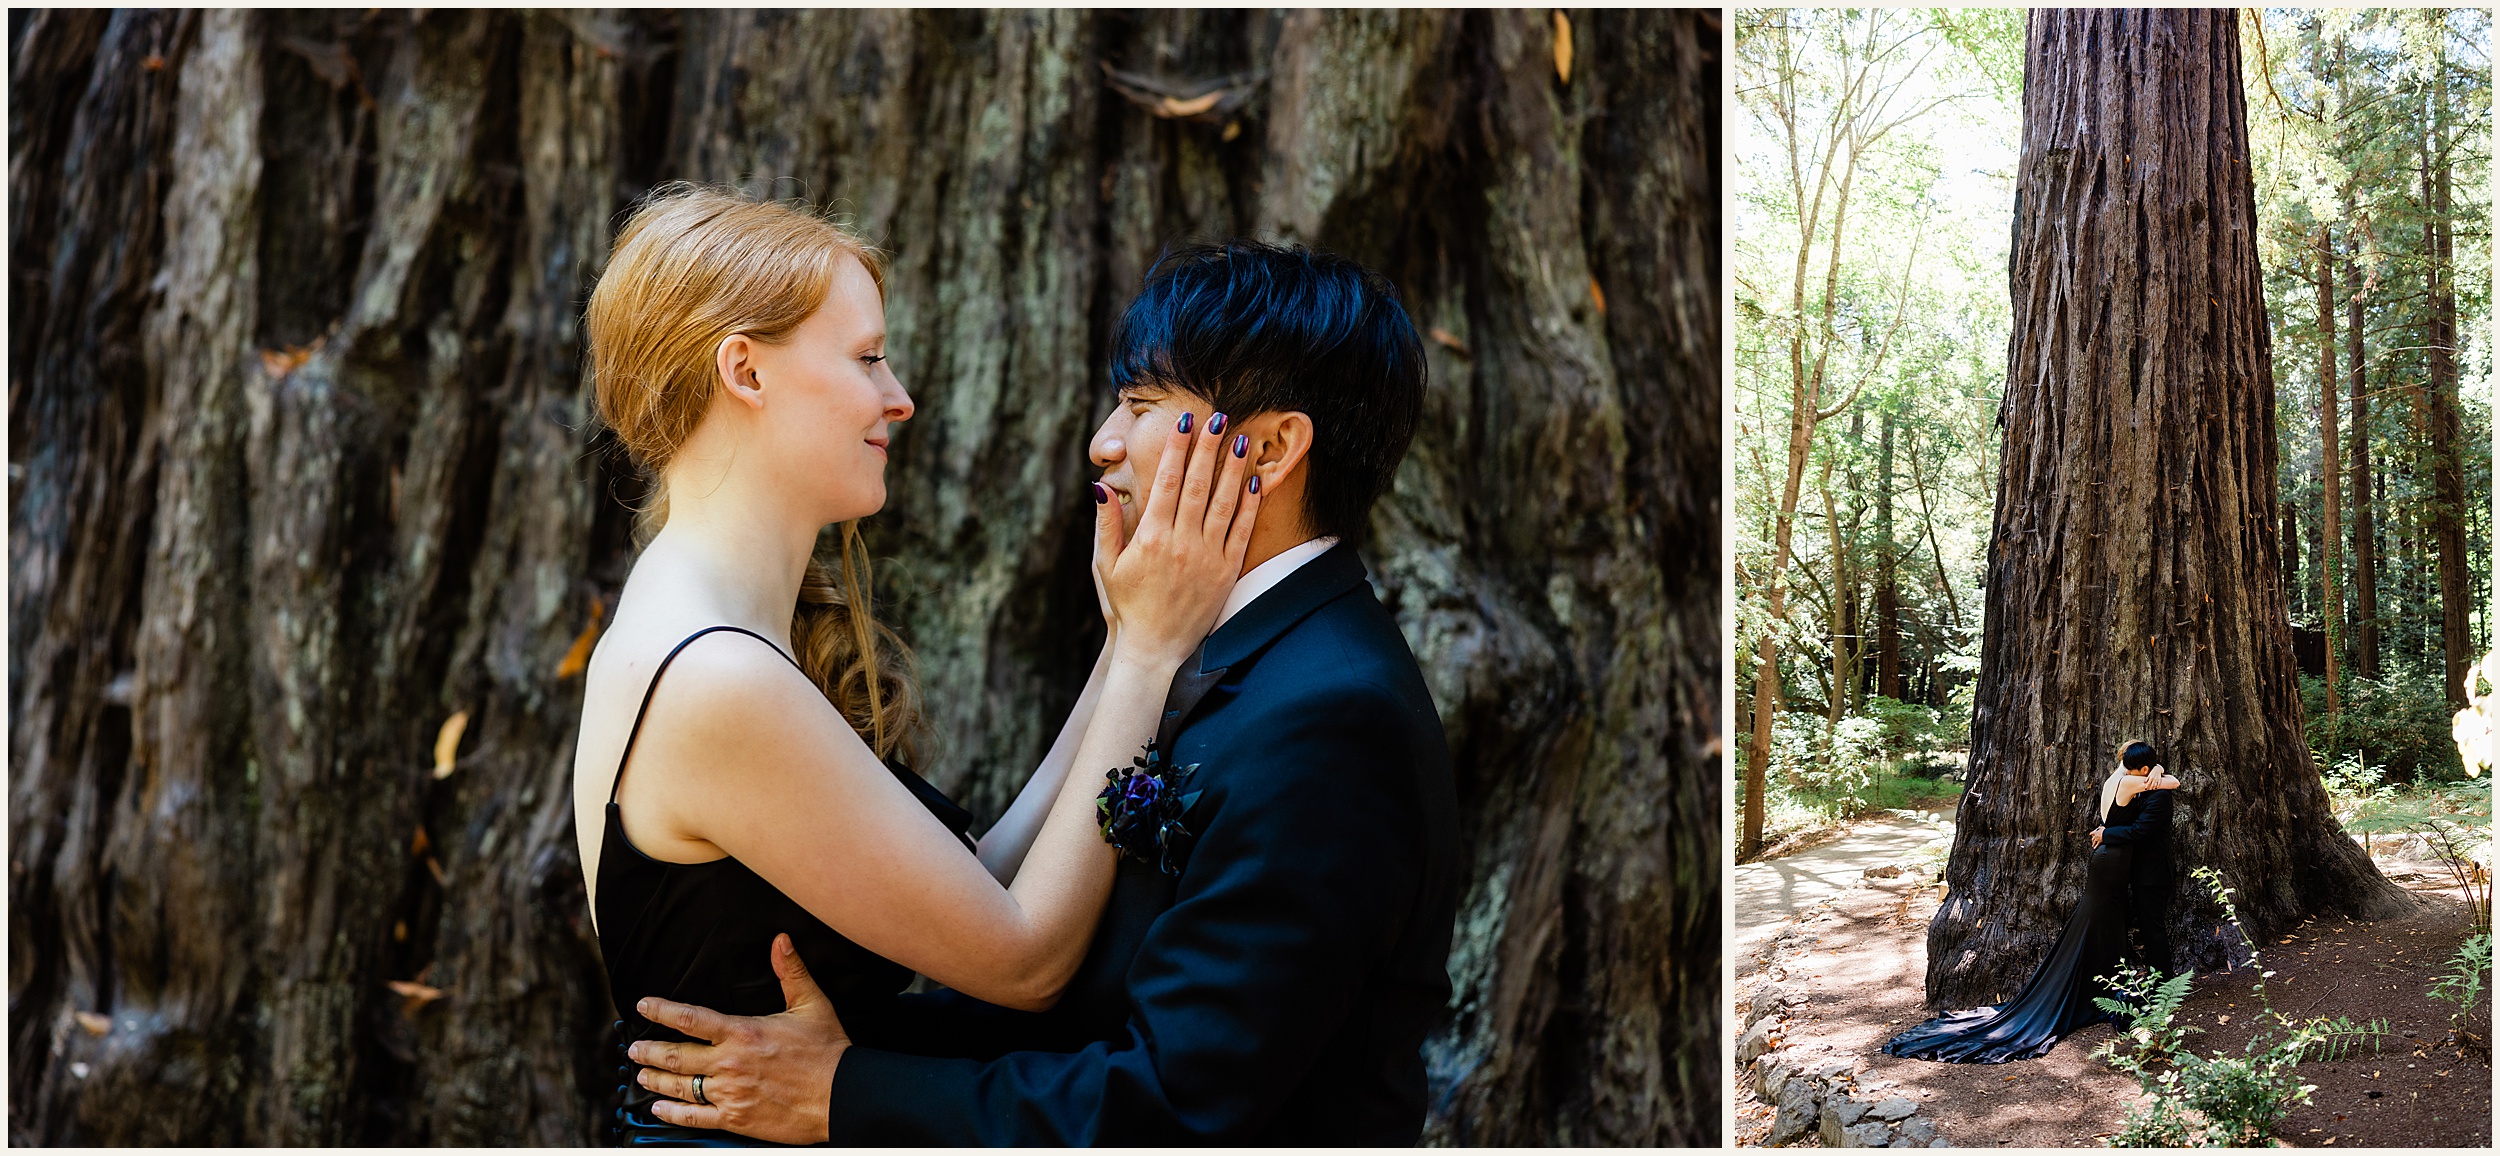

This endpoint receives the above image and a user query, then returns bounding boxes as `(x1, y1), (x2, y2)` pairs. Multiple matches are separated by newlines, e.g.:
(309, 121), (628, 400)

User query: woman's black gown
(596, 627), (978, 1145)
(1881, 791), (2150, 1064)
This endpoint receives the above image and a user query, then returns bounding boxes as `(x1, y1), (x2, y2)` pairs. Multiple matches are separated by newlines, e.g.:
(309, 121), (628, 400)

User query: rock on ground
(1768, 1079), (1820, 1146)
(1868, 1096), (1919, 1122)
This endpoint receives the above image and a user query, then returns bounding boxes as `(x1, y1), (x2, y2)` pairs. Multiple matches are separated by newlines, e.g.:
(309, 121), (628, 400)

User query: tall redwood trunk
(2316, 224), (2343, 722)
(2422, 42), (2471, 711)
(1925, 8), (2410, 1010)
(2345, 206), (2376, 678)
(8, 10), (1718, 1145)
(1878, 407), (1902, 700)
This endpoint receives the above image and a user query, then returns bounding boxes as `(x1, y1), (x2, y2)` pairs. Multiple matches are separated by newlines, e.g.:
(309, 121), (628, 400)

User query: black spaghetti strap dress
(1881, 791), (2148, 1064)
(595, 626), (976, 1145)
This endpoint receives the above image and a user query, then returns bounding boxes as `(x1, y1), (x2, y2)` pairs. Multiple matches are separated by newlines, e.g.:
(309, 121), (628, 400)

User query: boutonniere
(1096, 741), (1203, 875)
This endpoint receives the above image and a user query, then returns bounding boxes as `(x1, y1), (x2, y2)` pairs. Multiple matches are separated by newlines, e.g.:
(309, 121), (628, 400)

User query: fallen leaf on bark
(433, 711), (469, 779)
(387, 980), (446, 1016)
(74, 1012), (110, 1036)
(557, 597), (605, 679)
(1552, 11), (1573, 84)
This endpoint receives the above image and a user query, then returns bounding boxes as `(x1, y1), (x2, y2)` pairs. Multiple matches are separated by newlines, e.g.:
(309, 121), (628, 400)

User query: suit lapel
(1153, 543), (1371, 750)
(1156, 643), (1229, 752)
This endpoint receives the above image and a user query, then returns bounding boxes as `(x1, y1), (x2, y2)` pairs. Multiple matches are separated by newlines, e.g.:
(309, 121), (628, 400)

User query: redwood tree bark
(2423, 51), (2471, 711)
(7, 9), (1716, 1146)
(2344, 205), (2376, 678)
(2316, 225), (2344, 719)
(1924, 8), (2410, 1010)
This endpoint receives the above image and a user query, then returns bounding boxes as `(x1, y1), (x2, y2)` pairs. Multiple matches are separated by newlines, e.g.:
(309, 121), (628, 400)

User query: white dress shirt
(1213, 536), (1340, 631)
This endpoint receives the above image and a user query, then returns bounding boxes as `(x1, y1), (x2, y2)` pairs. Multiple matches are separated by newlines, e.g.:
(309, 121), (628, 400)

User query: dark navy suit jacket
(2099, 784), (2175, 881)
(825, 543), (1460, 1144)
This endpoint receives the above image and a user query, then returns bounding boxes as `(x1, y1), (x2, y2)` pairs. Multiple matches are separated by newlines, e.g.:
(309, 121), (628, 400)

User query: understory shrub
(2301, 661), (2468, 782)
(2096, 868), (2387, 1147)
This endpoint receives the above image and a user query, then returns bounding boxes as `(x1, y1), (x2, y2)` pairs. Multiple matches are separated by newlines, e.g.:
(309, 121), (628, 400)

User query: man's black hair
(1106, 240), (1427, 547)
(2122, 741), (2159, 770)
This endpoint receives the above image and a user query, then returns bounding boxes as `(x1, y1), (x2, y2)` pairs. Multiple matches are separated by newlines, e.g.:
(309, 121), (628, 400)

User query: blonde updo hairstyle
(587, 183), (922, 764)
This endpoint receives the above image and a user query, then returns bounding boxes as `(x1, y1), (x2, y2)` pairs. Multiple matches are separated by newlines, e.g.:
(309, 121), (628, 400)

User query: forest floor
(1734, 818), (2491, 1148)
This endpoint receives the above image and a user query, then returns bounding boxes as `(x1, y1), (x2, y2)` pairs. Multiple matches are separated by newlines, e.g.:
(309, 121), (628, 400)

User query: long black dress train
(596, 627), (979, 1145)
(1882, 787), (2153, 1064)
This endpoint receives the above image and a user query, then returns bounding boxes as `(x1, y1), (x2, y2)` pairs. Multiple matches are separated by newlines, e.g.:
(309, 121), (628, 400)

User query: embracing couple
(1884, 742), (2178, 1064)
(570, 186), (1458, 1144)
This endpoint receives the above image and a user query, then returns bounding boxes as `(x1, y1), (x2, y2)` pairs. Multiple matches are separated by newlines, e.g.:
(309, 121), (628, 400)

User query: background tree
(1733, 9), (1968, 859)
(2249, 7), (2490, 773)
(1923, 8), (2414, 1009)
(1735, 8), (2015, 856)
(6, 9), (1717, 1145)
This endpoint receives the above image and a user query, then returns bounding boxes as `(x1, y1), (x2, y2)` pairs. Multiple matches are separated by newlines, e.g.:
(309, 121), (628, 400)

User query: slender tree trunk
(1822, 457), (1852, 727)
(2283, 492), (2303, 621)
(8, 10), (1719, 1145)
(2316, 225), (2344, 723)
(2345, 201), (2376, 678)
(1926, 8), (2410, 1010)
(2423, 37), (2471, 711)
(1878, 408), (1902, 700)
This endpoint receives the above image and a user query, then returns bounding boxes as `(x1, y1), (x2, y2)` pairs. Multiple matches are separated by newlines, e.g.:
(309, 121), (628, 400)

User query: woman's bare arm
(975, 641), (1116, 884)
(635, 638), (1171, 1011)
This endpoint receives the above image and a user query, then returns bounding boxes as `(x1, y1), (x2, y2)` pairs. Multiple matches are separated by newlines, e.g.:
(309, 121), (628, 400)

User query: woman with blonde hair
(570, 185), (1261, 1143)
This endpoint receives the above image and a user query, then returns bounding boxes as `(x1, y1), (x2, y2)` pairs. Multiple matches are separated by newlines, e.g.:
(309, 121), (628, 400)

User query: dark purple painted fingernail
(1248, 474), (1261, 495)
(1208, 412), (1228, 436)
(1233, 433), (1248, 457)
(1090, 482), (1107, 504)
(1176, 412), (1193, 436)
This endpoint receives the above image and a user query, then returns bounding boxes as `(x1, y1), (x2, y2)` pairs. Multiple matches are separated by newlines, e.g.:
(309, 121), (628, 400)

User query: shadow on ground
(1736, 825), (2491, 1148)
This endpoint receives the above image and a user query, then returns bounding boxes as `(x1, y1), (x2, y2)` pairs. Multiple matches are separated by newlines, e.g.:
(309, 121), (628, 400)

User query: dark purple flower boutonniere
(1097, 742), (1202, 875)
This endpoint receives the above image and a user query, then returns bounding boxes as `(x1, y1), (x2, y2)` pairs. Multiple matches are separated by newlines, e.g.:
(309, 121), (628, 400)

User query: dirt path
(1735, 809), (1954, 970)
(1734, 839), (2491, 1148)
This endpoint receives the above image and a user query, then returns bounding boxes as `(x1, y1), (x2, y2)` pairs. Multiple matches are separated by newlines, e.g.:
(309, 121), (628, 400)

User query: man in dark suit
(2092, 741), (2176, 973)
(625, 240), (1459, 1144)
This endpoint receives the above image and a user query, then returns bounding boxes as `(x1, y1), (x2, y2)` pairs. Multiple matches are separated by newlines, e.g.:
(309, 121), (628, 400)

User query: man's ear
(716, 334), (767, 409)
(1254, 411), (1315, 489)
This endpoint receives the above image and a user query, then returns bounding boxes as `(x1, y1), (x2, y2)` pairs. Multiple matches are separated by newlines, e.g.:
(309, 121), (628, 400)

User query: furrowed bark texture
(1924, 9), (2410, 1011)
(7, 9), (1716, 1145)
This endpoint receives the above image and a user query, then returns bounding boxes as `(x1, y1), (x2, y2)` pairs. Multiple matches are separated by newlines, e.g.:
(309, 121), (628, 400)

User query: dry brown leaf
(556, 596), (606, 680)
(411, 826), (430, 857)
(1220, 121), (1241, 143)
(387, 979), (446, 1016)
(259, 344), (316, 380)
(75, 1011), (111, 1036)
(1427, 327), (1472, 358)
(1589, 276), (1607, 315)
(1553, 10), (1574, 85)
(426, 856), (448, 887)
(432, 711), (469, 779)
(1160, 91), (1223, 118)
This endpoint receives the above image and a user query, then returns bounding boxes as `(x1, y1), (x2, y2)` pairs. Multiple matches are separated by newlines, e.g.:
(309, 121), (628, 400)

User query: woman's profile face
(745, 254), (914, 522)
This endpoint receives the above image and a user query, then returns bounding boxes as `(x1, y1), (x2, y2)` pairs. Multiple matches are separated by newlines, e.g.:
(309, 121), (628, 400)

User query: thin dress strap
(608, 625), (803, 803)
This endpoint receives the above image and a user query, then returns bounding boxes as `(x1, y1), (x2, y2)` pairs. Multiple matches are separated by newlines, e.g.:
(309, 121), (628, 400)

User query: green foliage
(2101, 868), (2389, 1147)
(1862, 694), (1965, 759)
(2301, 664), (2471, 782)
(2093, 964), (2203, 1075)
(2427, 932), (2490, 1033)
(1736, 707), (1965, 850)
(2105, 1094), (2198, 1149)
(2340, 777), (2493, 933)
